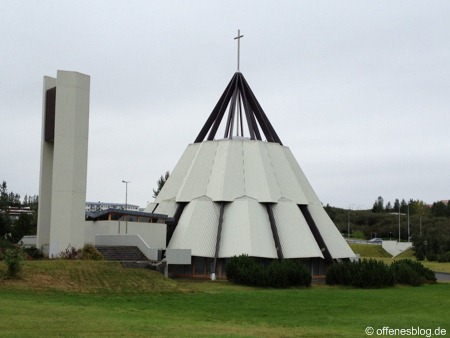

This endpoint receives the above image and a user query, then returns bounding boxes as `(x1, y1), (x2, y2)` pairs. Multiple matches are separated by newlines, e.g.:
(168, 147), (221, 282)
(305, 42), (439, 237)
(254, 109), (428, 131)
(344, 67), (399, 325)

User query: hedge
(226, 255), (311, 288)
(326, 258), (435, 288)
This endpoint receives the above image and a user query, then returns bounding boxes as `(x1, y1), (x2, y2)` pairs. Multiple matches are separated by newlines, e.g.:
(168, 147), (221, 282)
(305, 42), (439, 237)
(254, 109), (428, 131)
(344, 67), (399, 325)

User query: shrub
(352, 259), (394, 288)
(327, 259), (436, 288)
(1, 245), (25, 277)
(225, 255), (266, 286)
(426, 252), (438, 262)
(226, 255), (311, 288)
(266, 260), (311, 288)
(415, 249), (425, 261)
(326, 259), (394, 288)
(23, 246), (45, 260)
(326, 261), (353, 286)
(80, 244), (103, 261)
(391, 259), (436, 284)
(391, 263), (422, 286)
(0, 239), (14, 258)
(59, 245), (79, 259)
(437, 252), (450, 263)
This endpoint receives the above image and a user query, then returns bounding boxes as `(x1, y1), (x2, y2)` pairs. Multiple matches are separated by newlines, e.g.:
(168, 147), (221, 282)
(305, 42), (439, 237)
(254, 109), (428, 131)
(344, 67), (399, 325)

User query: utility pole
(122, 180), (130, 210)
(407, 203), (410, 242)
(398, 204), (401, 242)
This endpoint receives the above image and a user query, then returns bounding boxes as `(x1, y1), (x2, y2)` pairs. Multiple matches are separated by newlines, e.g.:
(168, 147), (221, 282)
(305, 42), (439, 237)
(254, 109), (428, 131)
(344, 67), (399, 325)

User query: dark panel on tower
(45, 87), (56, 142)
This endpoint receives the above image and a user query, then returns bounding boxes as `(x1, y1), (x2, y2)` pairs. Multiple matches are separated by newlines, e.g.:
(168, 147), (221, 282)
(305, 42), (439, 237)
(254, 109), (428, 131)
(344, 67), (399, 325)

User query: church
(145, 70), (355, 279)
(36, 34), (355, 279)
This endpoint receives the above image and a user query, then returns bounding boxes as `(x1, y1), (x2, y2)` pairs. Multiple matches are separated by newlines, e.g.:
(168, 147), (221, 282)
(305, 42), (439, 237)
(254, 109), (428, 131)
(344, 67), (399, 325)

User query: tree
(0, 181), (7, 208)
(431, 201), (447, 218)
(0, 181), (38, 242)
(8, 192), (21, 207)
(152, 171), (170, 199)
(1, 181), (9, 238)
(385, 201), (392, 212)
(372, 196), (384, 213)
(400, 199), (408, 214)
(11, 213), (36, 243)
(393, 199), (400, 212)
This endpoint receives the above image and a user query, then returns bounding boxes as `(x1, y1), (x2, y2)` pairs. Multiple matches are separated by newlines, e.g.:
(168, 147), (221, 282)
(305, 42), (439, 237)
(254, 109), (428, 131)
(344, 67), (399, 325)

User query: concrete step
(312, 276), (326, 285)
(95, 245), (148, 261)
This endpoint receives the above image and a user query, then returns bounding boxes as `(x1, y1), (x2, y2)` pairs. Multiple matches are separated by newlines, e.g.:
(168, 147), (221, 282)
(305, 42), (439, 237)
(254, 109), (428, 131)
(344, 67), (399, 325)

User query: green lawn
(0, 261), (449, 337)
(350, 243), (450, 273)
(349, 243), (392, 258)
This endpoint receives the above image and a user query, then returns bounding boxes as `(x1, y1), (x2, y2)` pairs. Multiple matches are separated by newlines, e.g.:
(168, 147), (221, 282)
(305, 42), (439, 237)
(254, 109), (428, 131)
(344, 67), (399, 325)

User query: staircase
(312, 276), (326, 285)
(95, 245), (148, 261)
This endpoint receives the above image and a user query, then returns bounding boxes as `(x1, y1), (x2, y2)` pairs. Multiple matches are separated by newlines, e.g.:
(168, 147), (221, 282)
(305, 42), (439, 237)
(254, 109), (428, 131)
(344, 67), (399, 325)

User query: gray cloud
(1, 0), (449, 209)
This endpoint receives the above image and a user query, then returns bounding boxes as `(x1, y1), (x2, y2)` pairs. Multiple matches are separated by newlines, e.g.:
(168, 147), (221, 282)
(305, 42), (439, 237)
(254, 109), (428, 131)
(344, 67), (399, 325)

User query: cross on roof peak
(234, 29), (244, 72)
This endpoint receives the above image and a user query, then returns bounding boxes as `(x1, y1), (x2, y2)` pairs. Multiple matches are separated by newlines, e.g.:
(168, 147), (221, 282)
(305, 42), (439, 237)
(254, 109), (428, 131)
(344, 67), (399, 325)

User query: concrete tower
(36, 70), (90, 257)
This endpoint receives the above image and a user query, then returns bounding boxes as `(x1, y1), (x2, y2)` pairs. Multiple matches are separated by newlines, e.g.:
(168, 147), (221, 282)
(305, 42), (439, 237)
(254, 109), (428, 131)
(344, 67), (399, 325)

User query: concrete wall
(95, 234), (160, 261)
(84, 220), (167, 249)
(37, 71), (90, 257)
(382, 240), (413, 257)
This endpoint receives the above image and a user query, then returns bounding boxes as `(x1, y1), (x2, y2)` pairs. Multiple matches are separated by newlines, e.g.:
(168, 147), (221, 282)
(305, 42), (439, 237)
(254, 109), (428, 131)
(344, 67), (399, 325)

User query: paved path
(435, 272), (450, 282)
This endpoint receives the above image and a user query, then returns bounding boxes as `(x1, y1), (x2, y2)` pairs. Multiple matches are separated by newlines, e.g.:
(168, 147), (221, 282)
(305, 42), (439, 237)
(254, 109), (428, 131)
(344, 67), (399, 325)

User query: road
(435, 272), (450, 282)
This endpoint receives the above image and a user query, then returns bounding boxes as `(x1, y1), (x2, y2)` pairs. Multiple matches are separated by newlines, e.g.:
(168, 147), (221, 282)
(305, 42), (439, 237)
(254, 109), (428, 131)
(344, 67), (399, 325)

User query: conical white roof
(146, 139), (355, 260)
(146, 71), (355, 261)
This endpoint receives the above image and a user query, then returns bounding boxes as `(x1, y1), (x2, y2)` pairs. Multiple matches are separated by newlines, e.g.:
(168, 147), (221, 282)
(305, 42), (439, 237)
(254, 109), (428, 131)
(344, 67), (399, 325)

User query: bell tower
(36, 70), (90, 257)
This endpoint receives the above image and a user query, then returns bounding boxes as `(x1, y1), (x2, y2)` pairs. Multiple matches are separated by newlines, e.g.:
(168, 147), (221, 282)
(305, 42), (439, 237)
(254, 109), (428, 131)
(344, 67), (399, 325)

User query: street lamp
(122, 180), (130, 210)
(347, 206), (350, 239)
(398, 204), (401, 242)
(407, 202), (410, 242)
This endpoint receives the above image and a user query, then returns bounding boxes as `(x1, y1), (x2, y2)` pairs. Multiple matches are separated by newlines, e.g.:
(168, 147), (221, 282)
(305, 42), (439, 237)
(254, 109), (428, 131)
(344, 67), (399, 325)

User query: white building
(146, 71), (356, 278)
(35, 70), (355, 278)
(36, 71), (167, 259)
(85, 202), (140, 213)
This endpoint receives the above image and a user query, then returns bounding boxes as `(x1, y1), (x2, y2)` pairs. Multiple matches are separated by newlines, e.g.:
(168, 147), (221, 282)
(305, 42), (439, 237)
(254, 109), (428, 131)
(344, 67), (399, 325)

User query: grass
(395, 247), (415, 259)
(1, 261), (450, 337)
(1, 284), (449, 337)
(350, 243), (450, 273)
(0, 260), (181, 293)
(349, 243), (392, 258)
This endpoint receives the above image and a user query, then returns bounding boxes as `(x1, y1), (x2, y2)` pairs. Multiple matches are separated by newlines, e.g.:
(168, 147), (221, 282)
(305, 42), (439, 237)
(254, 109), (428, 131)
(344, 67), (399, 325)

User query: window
(194, 257), (205, 275)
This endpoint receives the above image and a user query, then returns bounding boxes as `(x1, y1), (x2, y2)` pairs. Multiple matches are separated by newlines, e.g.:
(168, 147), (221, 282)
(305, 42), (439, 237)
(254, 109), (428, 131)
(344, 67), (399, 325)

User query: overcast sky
(1, 1), (449, 210)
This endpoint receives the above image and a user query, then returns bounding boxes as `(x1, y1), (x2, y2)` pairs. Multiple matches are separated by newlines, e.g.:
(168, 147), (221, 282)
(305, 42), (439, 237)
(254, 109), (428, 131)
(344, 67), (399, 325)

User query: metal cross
(234, 29), (244, 71)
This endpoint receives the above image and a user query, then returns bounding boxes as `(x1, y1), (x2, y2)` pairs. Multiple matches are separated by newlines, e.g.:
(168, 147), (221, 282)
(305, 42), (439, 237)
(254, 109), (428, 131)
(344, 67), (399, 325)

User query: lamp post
(121, 180), (130, 210)
(407, 202), (410, 242)
(347, 206), (350, 239)
(398, 204), (401, 242)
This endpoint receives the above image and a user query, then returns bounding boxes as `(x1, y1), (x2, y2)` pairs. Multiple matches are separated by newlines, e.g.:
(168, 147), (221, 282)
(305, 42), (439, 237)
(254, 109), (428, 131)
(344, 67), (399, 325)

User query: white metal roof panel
(176, 141), (218, 202)
(206, 140), (245, 201)
(155, 140), (323, 206)
(151, 201), (178, 218)
(272, 199), (324, 259)
(219, 198), (278, 258)
(307, 204), (356, 259)
(144, 202), (158, 213)
(156, 143), (200, 203)
(282, 147), (321, 204)
(242, 141), (280, 203)
(167, 199), (220, 257)
(266, 143), (309, 204)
